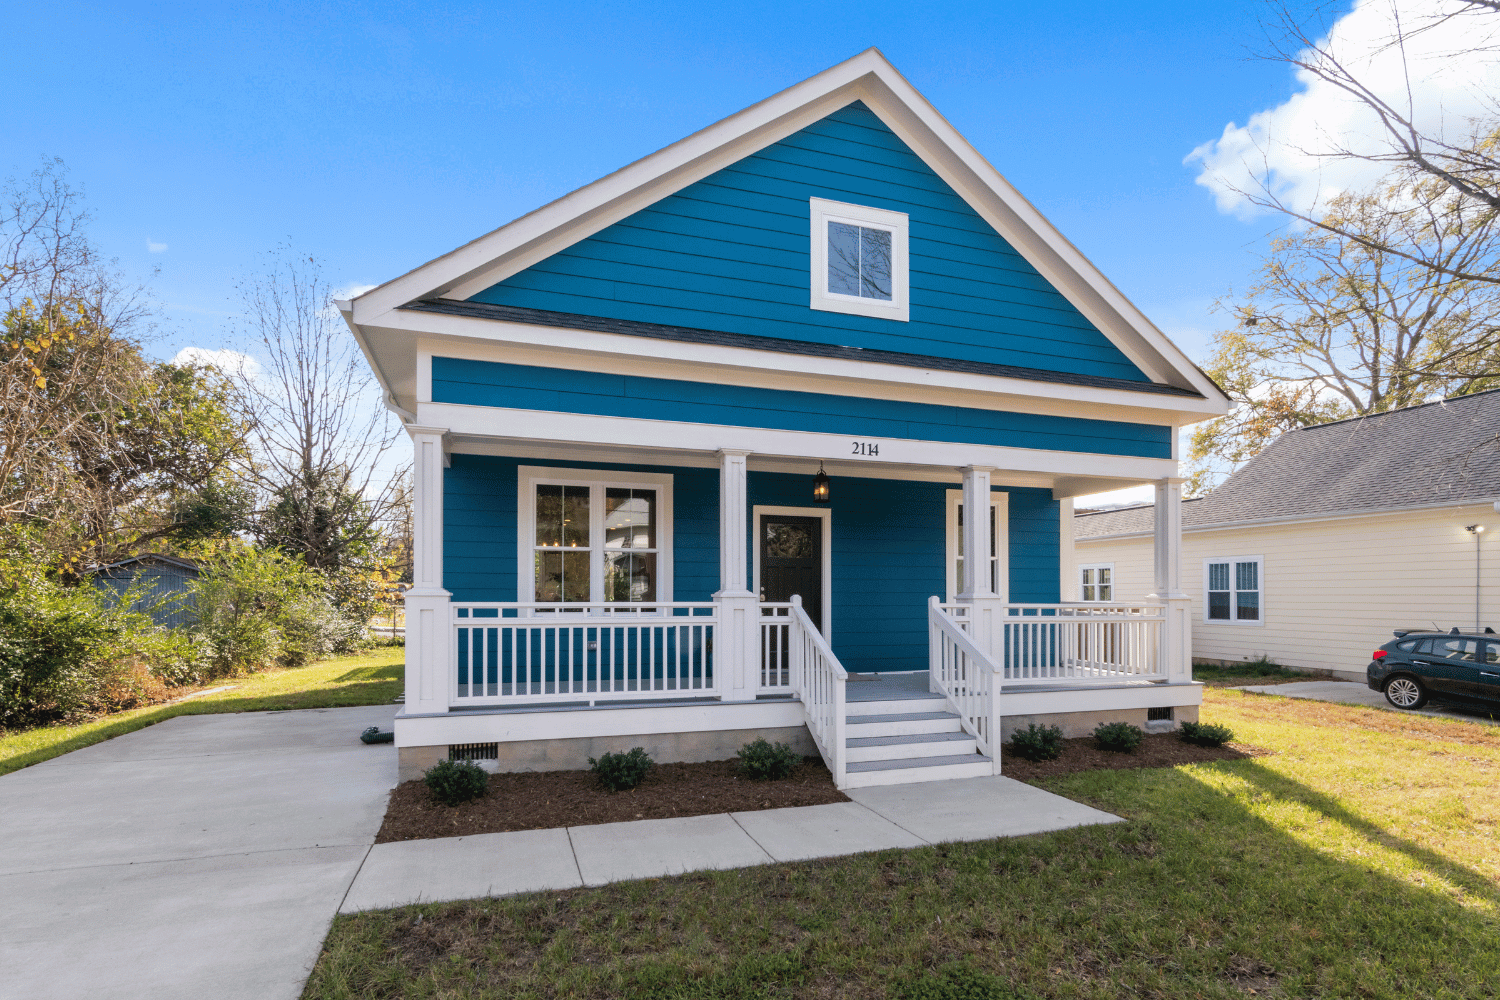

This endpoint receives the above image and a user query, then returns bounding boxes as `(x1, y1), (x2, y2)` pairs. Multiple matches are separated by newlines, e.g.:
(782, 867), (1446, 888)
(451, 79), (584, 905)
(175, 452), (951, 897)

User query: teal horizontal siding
(443, 453), (1058, 673)
(469, 101), (1149, 383)
(432, 357), (1172, 458)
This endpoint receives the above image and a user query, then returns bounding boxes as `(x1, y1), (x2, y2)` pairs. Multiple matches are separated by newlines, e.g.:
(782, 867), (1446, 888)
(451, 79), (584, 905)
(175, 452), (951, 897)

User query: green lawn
(0, 647), (404, 776)
(304, 689), (1500, 1000)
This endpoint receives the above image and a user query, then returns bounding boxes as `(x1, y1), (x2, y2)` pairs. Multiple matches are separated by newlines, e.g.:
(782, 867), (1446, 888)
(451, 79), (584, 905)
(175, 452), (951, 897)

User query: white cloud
(172, 346), (260, 379)
(1187, 0), (1500, 219)
(147, 238), (168, 253)
(1074, 485), (1156, 510)
(333, 283), (377, 302)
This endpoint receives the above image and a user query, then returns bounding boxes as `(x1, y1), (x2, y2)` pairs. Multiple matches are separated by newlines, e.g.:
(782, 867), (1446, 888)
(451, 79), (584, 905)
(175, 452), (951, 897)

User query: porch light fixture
(812, 463), (830, 504)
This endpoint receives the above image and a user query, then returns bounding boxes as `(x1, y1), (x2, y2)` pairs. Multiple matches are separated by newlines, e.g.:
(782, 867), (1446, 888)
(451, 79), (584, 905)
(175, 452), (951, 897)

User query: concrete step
(845, 731), (978, 762)
(844, 711), (963, 739)
(845, 696), (949, 717)
(842, 754), (995, 788)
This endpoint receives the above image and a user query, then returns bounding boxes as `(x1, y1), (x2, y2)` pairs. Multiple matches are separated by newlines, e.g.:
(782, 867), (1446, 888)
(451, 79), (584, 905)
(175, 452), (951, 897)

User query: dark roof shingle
(1075, 389), (1500, 538)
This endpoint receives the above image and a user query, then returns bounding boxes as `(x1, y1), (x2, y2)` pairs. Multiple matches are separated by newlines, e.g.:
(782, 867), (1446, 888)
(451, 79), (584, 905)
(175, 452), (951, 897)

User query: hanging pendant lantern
(812, 462), (830, 503)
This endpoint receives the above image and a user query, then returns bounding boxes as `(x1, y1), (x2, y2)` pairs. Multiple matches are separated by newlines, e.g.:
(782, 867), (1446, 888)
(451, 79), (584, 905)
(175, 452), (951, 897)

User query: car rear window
(1395, 640), (1418, 652)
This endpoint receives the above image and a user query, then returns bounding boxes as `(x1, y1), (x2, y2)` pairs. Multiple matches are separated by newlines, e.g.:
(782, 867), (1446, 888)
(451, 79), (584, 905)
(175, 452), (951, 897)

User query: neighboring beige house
(1071, 390), (1500, 682)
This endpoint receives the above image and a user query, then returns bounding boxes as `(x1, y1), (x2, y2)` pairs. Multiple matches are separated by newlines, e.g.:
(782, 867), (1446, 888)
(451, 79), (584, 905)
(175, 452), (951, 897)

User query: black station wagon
(1367, 629), (1500, 712)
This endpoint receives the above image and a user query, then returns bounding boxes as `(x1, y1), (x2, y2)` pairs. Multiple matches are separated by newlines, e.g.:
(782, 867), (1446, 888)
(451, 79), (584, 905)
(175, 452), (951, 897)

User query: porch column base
(954, 596), (1007, 665)
(404, 588), (452, 715)
(713, 591), (759, 702)
(1147, 592), (1193, 682)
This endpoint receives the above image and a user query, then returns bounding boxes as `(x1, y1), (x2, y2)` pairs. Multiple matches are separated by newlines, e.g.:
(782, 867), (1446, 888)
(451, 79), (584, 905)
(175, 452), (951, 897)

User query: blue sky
(7, 0), (1322, 365)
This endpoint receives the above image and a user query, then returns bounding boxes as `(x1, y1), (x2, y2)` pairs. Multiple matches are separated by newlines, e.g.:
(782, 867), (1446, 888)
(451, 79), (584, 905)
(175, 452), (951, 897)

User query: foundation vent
(449, 742), (498, 762)
(1146, 706), (1174, 722)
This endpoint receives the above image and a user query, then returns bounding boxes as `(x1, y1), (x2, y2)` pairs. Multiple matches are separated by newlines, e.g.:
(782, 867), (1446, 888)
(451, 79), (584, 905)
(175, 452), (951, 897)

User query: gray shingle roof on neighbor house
(1075, 388), (1500, 539)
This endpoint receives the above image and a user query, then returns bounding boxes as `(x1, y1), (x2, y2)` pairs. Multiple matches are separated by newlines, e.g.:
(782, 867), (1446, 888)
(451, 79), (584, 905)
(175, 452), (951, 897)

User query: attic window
(809, 198), (909, 321)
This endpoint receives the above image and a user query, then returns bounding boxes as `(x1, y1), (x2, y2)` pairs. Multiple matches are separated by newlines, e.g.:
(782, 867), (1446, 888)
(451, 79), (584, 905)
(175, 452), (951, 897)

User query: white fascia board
(1001, 682), (1202, 716)
(337, 300), (415, 423)
(417, 400), (1179, 483)
(378, 308), (1223, 423)
(394, 698), (806, 746)
(348, 49), (1227, 406)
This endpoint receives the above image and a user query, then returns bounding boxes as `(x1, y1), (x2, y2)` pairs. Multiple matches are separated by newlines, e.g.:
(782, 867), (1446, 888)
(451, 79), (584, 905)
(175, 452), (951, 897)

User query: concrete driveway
(1237, 680), (1500, 726)
(0, 704), (398, 1000)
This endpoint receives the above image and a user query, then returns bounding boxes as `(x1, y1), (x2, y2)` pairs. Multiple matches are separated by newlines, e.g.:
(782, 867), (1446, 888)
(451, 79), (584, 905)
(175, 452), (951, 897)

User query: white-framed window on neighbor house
(809, 197), (909, 321)
(517, 467), (674, 604)
(945, 490), (1009, 602)
(1078, 563), (1114, 603)
(1204, 556), (1262, 624)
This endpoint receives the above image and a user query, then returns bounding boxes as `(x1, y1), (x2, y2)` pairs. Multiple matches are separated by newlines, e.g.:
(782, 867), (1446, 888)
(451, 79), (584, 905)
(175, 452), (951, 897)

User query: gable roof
(88, 553), (201, 577)
(344, 49), (1227, 407)
(1075, 389), (1500, 538)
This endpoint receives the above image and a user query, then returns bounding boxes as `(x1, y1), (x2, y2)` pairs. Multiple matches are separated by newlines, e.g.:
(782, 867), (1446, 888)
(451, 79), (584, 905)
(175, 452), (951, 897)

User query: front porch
(396, 421), (1200, 789)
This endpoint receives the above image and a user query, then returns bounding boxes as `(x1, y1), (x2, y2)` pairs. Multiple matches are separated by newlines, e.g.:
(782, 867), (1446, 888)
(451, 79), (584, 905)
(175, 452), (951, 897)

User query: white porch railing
(451, 602), (718, 706)
(927, 598), (1003, 769)
(939, 602), (1166, 681)
(757, 602), (795, 693)
(784, 595), (847, 787)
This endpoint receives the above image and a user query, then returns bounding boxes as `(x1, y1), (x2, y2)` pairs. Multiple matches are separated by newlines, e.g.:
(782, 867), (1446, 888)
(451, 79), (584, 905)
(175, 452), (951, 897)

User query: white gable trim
(350, 49), (1227, 403)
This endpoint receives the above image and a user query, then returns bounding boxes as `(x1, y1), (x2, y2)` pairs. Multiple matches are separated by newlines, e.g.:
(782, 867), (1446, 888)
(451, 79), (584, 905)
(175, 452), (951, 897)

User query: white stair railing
(786, 595), (847, 788)
(928, 596), (1003, 773)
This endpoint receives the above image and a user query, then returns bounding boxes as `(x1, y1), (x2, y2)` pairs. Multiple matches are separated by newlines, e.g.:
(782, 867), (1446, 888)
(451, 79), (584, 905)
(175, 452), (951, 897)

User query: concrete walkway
(0, 704), (399, 1000)
(1, 705), (1121, 1000)
(340, 777), (1120, 912)
(1237, 679), (1500, 726)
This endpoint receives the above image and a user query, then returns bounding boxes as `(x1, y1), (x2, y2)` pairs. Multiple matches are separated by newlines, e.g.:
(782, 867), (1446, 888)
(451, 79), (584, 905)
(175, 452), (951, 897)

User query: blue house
(341, 50), (1229, 788)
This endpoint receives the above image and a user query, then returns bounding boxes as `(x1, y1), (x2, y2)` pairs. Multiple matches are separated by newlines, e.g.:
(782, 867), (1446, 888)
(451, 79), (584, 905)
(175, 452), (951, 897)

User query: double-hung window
(1204, 556), (1262, 624)
(945, 490), (1009, 601)
(520, 467), (673, 605)
(809, 198), (909, 321)
(1078, 564), (1114, 602)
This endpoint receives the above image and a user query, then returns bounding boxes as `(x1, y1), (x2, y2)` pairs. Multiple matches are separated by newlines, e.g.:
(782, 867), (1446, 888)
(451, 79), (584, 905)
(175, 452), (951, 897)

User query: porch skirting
(394, 699), (811, 782)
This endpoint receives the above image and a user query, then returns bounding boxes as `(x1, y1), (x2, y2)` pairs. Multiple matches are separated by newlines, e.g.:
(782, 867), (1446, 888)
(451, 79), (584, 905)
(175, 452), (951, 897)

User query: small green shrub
(1179, 720), (1236, 747)
(892, 962), (1031, 1000)
(1007, 723), (1064, 762)
(424, 758), (489, 806)
(589, 747), (655, 791)
(1093, 721), (1145, 752)
(736, 738), (801, 780)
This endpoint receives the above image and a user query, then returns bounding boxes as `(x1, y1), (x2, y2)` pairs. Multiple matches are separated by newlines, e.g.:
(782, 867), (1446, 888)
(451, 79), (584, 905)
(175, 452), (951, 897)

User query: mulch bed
(375, 757), (848, 844)
(1000, 732), (1272, 781)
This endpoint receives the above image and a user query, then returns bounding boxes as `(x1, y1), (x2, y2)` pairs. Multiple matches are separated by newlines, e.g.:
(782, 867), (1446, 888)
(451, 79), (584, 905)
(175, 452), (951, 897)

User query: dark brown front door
(760, 515), (823, 631)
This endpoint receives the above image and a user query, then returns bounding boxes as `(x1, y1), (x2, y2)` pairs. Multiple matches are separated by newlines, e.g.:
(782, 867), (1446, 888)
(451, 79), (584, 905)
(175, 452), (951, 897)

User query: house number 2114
(851, 441), (880, 457)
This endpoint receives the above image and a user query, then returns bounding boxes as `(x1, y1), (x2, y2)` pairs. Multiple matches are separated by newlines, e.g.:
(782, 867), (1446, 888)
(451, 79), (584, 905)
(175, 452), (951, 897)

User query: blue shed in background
(90, 554), (200, 628)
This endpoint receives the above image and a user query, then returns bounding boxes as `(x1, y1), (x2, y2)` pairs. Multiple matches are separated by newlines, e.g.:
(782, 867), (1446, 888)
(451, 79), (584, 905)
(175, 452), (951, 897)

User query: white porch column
(714, 449), (757, 702)
(403, 426), (452, 715)
(957, 465), (1005, 662)
(1146, 477), (1193, 683)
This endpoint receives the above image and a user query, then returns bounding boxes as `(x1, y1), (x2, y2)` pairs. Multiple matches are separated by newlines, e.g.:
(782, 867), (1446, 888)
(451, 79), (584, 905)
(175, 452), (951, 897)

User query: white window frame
(1202, 555), (1263, 626)
(1078, 563), (1115, 603)
(809, 197), (909, 322)
(752, 505), (833, 643)
(944, 489), (1009, 603)
(517, 466), (674, 604)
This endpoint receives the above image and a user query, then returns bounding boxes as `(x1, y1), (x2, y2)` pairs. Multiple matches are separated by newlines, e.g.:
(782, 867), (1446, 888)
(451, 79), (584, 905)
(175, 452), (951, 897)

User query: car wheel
(1384, 675), (1427, 710)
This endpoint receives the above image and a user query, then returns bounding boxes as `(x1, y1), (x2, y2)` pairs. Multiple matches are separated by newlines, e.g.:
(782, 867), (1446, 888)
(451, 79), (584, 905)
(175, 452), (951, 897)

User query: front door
(760, 515), (823, 632)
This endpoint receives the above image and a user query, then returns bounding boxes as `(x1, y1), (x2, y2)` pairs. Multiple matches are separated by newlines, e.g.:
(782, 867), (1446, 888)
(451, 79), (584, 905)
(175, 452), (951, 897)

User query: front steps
(840, 691), (994, 788)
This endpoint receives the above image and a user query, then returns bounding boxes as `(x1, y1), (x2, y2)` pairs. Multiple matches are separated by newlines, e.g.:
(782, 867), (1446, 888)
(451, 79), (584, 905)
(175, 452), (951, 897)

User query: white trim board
(347, 50), (1229, 407)
(421, 401), (1180, 486)
(399, 323), (1223, 425)
(752, 505), (834, 643)
(1072, 497), (1500, 543)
